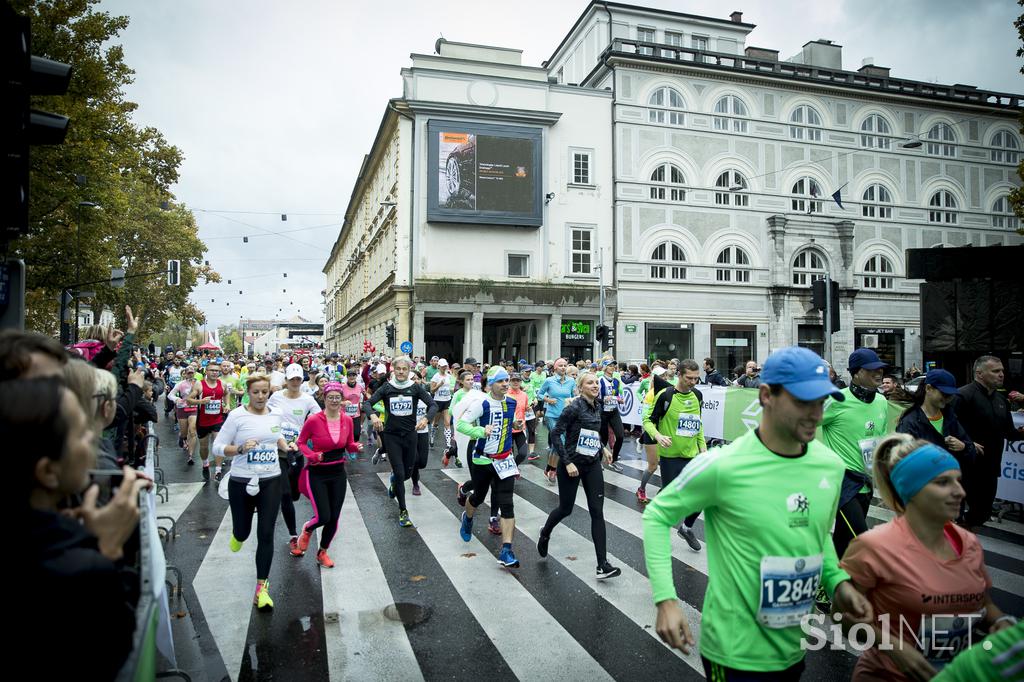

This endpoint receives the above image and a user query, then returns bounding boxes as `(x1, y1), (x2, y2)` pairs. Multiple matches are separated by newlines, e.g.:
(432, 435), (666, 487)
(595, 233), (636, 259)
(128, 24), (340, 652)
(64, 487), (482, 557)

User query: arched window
(791, 177), (823, 213)
(992, 195), (1018, 229)
(650, 242), (686, 280)
(648, 87), (685, 126)
(789, 105), (823, 142)
(861, 184), (893, 219)
(716, 246), (751, 283)
(928, 190), (958, 224)
(926, 122), (956, 157)
(792, 248), (827, 286)
(715, 170), (749, 206)
(713, 95), (748, 133)
(862, 254), (894, 290)
(991, 130), (1020, 164)
(649, 163), (686, 201)
(860, 114), (892, 149)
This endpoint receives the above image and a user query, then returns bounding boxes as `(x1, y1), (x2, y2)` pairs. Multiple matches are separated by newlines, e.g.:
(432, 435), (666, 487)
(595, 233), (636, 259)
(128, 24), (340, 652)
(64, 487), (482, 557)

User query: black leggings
(382, 432), (418, 512)
(833, 492), (870, 560)
(659, 457), (700, 528)
(468, 456), (515, 519)
(490, 434), (528, 518)
(600, 409), (624, 462)
(411, 432), (430, 485)
(542, 458), (608, 565)
(228, 475), (282, 580)
(278, 455), (297, 536)
(526, 417), (537, 445)
(303, 465), (348, 549)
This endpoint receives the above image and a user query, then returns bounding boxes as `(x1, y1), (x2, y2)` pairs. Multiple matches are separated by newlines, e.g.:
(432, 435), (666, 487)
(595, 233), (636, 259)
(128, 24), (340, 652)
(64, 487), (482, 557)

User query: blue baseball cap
(488, 367), (510, 382)
(925, 369), (959, 395)
(761, 346), (845, 402)
(848, 348), (888, 373)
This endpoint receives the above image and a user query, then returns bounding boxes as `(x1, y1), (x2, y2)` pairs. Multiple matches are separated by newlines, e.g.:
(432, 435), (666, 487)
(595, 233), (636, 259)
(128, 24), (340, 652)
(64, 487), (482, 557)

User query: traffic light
(3, 4), (72, 240)
(385, 322), (396, 349)
(167, 260), (180, 286)
(595, 324), (608, 341)
(811, 278), (840, 332)
(604, 326), (615, 352)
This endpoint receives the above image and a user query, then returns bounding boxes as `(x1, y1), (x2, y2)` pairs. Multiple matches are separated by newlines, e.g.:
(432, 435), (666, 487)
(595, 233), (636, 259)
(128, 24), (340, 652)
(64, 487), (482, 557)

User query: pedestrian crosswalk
(160, 449), (1024, 681)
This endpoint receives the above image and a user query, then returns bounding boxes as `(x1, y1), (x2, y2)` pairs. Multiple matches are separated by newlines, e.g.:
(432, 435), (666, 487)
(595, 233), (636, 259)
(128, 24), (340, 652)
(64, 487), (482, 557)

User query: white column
(470, 311), (484, 361)
(413, 309), (426, 357)
(548, 312), (562, 361)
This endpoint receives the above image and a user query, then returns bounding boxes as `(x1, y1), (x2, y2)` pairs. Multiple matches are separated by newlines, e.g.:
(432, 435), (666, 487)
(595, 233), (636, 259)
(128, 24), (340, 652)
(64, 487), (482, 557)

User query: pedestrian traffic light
(603, 327), (615, 352)
(596, 324), (608, 341)
(3, 4), (72, 240)
(167, 260), (180, 286)
(385, 322), (396, 349)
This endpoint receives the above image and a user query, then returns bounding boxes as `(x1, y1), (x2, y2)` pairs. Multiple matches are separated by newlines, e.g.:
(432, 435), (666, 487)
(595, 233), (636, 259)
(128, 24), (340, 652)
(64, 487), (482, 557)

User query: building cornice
(403, 100), (563, 125)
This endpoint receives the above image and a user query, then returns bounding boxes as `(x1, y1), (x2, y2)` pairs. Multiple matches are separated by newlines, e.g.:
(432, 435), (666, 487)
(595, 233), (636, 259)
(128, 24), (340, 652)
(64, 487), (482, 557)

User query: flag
(831, 182), (848, 210)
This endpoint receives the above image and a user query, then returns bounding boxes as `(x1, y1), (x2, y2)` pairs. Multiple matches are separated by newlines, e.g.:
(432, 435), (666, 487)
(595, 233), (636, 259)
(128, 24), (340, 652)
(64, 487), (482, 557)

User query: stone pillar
(470, 311), (484, 362)
(835, 220), (855, 288)
(548, 312), (562, 361)
(412, 308), (426, 357)
(766, 214), (788, 287)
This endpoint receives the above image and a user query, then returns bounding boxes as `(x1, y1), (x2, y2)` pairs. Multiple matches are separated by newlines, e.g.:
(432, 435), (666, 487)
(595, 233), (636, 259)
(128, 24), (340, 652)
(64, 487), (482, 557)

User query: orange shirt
(507, 388), (528, 433)
(841, 515), (991, 680)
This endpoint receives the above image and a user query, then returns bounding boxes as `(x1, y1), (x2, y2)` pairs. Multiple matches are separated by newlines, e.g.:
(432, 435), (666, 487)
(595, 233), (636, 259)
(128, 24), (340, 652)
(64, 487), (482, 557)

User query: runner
(187, 361), (228, 482)
(301, 367), (321, 397)
(444, 370), (476, 469)
(294, 381), (362, 567)
(409, 369), (431, 496)
(521, 365), (540, 460)
(456, 367), (523, 568)
(212, 375), (296, 610)
(643, 346), (873, 679)
(598, 359), (626, 473)
(268, 363), (322, 552)
(429, 359), (455, 450)
(363, 356), (437, 527)
(340, 368), (364, 445)
(170, 366), (197, 461)
(841, 433), (1014, 680)
(537, 358), (576, 484)
(539, 371), (621, 580)
(635, 363), (672, 503)
(641, 359), (706, 550)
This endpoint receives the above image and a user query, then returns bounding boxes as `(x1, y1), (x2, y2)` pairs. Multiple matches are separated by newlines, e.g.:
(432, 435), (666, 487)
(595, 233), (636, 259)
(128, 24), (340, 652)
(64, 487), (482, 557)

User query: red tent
(196, 342), (220, 350)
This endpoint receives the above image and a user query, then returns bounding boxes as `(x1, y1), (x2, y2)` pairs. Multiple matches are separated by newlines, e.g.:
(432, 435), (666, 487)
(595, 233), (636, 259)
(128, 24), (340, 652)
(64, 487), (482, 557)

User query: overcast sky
(97, 0), (1022, 330)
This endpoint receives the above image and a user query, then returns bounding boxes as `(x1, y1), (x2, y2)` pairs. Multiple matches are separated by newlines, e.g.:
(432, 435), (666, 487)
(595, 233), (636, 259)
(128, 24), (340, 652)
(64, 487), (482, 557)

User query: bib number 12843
(757, 554), (822, 629)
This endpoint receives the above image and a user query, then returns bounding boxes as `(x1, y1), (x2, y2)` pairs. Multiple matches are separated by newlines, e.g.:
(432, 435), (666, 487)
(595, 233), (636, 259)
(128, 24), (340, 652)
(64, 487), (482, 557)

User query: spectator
(735, 360), (762, 388)
(905, 363), (923, 380)
(895, 369), (976, 470)
(0, 329), (69, 380)
(955, 355), (1024, 530)
(828, 363), (848, 389)
(880, 374), (899, 397)
(702, 358), (728, 386)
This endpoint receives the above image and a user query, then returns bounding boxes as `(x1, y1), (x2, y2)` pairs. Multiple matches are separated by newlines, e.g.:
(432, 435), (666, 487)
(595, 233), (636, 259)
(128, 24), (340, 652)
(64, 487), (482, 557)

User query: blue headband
(890, 443), (960, 505)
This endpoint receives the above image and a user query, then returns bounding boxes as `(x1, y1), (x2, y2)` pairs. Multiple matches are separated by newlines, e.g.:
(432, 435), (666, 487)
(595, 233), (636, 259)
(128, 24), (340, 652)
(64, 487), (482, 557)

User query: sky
(97, 0), (1023, 330)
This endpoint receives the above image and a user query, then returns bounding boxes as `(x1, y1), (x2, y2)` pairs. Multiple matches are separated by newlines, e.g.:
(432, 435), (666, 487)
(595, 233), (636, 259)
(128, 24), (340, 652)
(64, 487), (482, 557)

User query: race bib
(204, 399), (221, 415)
(280, 423), (299, 445)
(484, 411), (503, 455)
(416, 405), (428, 434)
(389, 395), (413, 417)
(757, 554), (823, 629)
(436, 385), (452, 401)
(676, 414), (701, 437)
(858, 438), (878, 472)
(345, 403), (358, 417)
(919, 613), (983, 668)
(246, 446), (279, 474)
(492, 455), (519, 479)
(576, 428), (601, 457)
(524, 407), (535, 421)
(603, 395), (618, 411)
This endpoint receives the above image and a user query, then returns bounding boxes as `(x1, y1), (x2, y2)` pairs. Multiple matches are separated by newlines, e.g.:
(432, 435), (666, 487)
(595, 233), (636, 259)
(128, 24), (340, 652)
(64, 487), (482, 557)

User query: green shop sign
(561, 320), (591, 340)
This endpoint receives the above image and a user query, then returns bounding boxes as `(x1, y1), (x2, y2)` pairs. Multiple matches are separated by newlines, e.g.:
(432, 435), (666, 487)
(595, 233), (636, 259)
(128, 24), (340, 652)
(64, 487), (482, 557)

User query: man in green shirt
(642, 358), (706, 550)
(643, 346), (873, 679)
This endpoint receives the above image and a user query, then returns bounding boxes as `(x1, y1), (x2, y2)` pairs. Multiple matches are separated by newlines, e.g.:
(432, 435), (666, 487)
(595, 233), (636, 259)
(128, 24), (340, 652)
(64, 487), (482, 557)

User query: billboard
(427, 120), (543, 226)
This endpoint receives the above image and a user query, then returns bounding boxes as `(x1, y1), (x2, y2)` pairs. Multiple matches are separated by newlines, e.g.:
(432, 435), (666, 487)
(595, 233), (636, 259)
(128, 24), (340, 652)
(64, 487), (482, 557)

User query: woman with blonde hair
(840, 433), (1015, 680)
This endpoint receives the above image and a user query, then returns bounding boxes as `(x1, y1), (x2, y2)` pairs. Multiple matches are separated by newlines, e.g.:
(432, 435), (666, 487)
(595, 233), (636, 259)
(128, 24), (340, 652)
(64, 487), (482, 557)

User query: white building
(545, 1), (1022, 376)
(77, 304), (115, 330)
(325, 1), (1022, 374)
(252, 317), (324, 355)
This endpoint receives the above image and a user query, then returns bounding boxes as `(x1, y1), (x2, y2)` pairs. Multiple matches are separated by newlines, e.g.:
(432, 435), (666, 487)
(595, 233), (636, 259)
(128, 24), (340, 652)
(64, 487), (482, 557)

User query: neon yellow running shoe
(229, 535), (244, 553)
(253, 580), (274, 610)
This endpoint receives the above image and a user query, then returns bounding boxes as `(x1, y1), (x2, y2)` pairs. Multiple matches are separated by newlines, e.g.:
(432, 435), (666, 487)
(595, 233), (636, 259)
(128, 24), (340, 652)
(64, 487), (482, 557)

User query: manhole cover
(383, 602), (431, 627)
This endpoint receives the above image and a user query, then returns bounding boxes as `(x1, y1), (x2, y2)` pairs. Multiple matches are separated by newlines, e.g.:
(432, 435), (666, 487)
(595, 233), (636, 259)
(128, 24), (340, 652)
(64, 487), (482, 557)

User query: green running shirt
(820, 387), (890, 481)
(643, 429), (850, 672)
(642, 388), (705, 459)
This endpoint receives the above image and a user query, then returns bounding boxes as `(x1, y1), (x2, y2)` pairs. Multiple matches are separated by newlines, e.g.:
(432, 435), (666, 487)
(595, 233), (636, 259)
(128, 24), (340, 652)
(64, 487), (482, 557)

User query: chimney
(745, 46), (778, 61)
(857, 57), (890, 78)
(791, 39), (842, 70)
(730, 11), (743, 23)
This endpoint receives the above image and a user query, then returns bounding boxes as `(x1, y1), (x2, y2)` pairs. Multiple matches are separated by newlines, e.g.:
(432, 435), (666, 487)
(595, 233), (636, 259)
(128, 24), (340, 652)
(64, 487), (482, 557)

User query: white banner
(618, 384), (728, 440)
(997, 438), (1024, 505)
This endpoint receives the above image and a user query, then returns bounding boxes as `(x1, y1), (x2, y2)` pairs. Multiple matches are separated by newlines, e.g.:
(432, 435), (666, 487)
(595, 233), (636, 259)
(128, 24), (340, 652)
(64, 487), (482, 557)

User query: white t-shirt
(269, 370), (287, 389)
(267, 391), (322, 431)
(300, 382), (319, 396)
(212, 406), (285, 480)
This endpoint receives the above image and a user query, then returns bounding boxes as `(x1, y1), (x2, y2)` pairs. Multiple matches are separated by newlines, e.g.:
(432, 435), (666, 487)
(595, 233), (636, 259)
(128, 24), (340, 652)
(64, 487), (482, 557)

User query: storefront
(855, 327), (906, 373)
(711, 324), (756, 378)
(645, 323), (693, 363)
(560, 319), (594, 363)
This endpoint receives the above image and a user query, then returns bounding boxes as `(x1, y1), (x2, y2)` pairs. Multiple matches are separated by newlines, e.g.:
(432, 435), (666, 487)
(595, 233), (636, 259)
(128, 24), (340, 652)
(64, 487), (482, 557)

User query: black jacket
(550, 396), (604, 466)
(363, 380), (437, 435)
(703, 370), (728, 386)
(896, 405), (977, 467)
(955, 382), (1021, 464)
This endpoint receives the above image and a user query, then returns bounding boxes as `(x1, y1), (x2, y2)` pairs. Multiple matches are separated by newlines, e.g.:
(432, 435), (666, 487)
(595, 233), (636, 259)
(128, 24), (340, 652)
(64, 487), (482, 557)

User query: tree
(9, 1), (217, 336)
(1009, 1), (1024, 235)
(219, 329), (242, 355)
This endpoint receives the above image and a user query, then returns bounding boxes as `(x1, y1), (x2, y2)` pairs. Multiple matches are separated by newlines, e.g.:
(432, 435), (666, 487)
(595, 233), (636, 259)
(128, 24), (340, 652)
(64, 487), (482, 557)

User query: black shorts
(640, 431), (656, 445)
(196, 422), (222, 440)
(434, 400), (451, 412)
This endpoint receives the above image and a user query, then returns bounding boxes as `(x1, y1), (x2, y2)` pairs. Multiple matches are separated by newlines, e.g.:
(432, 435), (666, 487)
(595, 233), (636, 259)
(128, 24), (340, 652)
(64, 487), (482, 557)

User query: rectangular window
(692, 35), (708, 50)
(797, 325), (824, 358)
(571, 150), (592, 185)
(664, 31), (682, 46)
(507, 254), (529, 278)
(570, 227), (594, 275)
(637, 27), (655, 55)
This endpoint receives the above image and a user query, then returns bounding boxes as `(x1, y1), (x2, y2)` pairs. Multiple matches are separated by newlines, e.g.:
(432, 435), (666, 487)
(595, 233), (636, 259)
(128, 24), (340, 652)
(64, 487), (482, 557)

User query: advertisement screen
(428, 121), (542, 226)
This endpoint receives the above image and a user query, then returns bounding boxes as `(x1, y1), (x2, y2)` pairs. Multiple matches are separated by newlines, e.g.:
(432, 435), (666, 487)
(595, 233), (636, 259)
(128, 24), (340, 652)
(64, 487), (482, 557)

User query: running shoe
(634, 438), (644, 455)
(596, 562), (622, 580)
(607, 461), (624, 473)
(429, 433), (435, 448)
(459, 511), (473, 541)
(371, 448), (382, 465)
(186, 455), (194, 466)
(454, 457), (462, 468)
(398, 510), (414, 528)
(388, 473), (396, 499)
(288, 535), (302, 557)
(636, 487), (649, 504)
(316, 549), (334, 568)
(488, 516), (501, 535)
(527, 454), (539, 461)
(456, 485), (467, 507)
(253, 581), (273, 610)
(229, 535), (244, 553)
(297, 528), (313, 553)
(545, 469), (556, 485)
(677, 526), (702, 551)
(202, 465), (210, 482)
(442, 452), (450, 467)
(537, 531), (549, 558)
(412, 483), (421, 496)
(178, 437), (185, 448)
(497, 546), (520, 568)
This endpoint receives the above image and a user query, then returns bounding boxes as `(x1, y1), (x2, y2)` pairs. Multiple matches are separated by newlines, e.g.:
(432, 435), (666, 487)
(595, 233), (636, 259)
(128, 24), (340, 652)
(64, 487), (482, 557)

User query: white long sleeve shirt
(212, 406), (285, 480)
